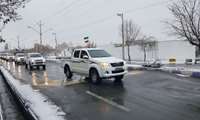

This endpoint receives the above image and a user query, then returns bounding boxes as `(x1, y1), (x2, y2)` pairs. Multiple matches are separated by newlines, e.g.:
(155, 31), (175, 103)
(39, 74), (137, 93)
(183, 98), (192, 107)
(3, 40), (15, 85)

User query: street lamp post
(117, 13), (125, 60)
(27, 25), (40, 52)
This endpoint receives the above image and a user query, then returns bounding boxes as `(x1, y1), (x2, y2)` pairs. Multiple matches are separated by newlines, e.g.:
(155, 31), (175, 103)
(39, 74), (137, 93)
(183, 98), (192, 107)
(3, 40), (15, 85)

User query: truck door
(79, 50), (90, 75)
(71, 50), (81, 72)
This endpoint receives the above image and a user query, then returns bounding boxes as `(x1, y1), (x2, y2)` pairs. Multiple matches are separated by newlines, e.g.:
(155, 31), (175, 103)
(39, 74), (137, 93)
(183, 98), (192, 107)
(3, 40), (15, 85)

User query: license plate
(115, 68), (123, 71)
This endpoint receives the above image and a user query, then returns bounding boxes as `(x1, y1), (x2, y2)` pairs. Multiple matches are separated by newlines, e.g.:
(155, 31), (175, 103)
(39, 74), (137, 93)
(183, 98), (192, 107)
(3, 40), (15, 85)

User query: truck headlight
(100, 63), (110, 70)
(43, 59), (46, 63)
(31, 60), (35, 63)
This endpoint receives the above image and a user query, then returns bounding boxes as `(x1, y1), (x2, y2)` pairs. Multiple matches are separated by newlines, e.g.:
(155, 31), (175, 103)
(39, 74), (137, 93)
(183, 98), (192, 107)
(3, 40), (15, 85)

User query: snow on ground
(126, 64), (143, 68)
(0, 66), (66, 120)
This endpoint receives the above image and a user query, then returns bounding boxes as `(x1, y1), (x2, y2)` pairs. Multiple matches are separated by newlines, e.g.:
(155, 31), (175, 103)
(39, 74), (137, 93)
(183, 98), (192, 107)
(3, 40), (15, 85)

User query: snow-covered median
(126, 64), (144, 71)
(46, 59), (62, 63)
(160, 66), (200, 78)
(0, 66), (66, 120)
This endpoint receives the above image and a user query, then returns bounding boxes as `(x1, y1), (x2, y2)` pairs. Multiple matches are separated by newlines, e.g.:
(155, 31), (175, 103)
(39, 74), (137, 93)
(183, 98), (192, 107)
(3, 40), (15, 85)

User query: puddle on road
(31, 71), (85, 87)
(1, 61), (85, 87)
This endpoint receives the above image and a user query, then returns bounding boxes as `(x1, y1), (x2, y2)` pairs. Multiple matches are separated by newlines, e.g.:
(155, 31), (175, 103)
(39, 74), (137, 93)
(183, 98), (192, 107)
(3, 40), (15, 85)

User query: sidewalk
(126, 63), (200, 78)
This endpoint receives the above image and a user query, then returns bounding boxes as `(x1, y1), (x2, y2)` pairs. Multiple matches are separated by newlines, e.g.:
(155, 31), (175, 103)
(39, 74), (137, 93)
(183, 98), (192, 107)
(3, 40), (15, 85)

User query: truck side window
(80, 50), (88, 59)
(74, 50), (80, 58)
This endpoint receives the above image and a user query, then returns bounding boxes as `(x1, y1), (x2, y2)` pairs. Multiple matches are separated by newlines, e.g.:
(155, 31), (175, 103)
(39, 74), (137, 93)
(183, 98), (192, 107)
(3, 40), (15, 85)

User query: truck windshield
(17, 54), (24, 57)
(88, 50), (111, 58)
(30, 54), (42, 57)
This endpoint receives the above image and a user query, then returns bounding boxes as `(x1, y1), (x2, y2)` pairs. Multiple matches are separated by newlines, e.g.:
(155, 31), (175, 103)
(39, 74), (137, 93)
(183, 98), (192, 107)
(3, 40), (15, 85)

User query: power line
(49, 0), (111, 30)
(44, 0), (93, 29)
(40, 0), (83, 23)
(58, 0), (172, 34)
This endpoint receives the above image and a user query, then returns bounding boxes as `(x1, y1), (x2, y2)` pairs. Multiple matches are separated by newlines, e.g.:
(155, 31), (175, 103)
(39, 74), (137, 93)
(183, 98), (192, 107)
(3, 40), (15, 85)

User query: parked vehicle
(143, 59), (162, 68)
(63, 48), (127, 84)
(0, 53), (8, 61)
(6, 54), (15, 61)
(195, 58), (200, 64)
(185, 59), (193, 65)
(15, 53), (25, 64)
(25, 53), (46, 70)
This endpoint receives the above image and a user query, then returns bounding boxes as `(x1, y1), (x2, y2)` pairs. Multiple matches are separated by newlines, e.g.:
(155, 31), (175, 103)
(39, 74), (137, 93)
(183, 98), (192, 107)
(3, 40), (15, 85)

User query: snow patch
(126, 64), (143, 68)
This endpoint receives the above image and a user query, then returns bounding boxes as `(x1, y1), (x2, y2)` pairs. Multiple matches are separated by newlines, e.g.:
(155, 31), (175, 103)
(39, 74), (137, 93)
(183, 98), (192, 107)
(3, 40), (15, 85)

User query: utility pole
(117, 13), (125, 60)
(52, 33), (58, 56)
(39, 20), (43, 45)
(28, 21), (52, 53)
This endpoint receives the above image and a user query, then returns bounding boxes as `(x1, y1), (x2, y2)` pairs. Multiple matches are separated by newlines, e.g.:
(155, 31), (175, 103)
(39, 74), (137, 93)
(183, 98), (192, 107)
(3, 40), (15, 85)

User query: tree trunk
(127, 45), (131, 61)
(144, 47), (146, 62)
(197, 45), (200, 57)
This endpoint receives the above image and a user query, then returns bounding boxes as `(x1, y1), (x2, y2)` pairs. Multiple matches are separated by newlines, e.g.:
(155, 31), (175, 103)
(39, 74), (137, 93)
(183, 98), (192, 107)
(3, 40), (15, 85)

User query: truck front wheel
(90, 69), (101, 85)
(25, 64), (28, 69)
(64, 65), (72, 79)
(29, 64), (33, 70)
(114, 75), (124, 83)
(43, 65), (46, 70)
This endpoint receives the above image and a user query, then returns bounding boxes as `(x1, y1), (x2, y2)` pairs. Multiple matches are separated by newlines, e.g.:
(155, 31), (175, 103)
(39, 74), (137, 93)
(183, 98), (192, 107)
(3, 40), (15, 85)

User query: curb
(0, 66), (38, 120)
(191, 72), (200, 78)
(127, 65), (145, 71)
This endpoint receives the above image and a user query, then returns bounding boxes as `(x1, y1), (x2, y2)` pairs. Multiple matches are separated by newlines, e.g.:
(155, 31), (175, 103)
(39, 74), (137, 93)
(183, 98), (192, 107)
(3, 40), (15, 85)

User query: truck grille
(35, 60), (43, 64)
(112, 69), (124, 74)
(20, 58), (25, 61)
(110, 62), (124, 67)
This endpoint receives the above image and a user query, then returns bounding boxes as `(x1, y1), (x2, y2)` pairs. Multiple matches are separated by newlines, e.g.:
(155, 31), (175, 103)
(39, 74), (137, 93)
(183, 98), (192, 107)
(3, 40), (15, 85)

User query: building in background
(99, 40), (195, 64)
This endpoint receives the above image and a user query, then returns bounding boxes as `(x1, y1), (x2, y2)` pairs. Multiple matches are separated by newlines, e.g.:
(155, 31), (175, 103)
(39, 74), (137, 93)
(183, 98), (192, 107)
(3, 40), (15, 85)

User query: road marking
(86, 91), (131, 112)
(64, 79), (85, 86)
(176, 74), (190, 77)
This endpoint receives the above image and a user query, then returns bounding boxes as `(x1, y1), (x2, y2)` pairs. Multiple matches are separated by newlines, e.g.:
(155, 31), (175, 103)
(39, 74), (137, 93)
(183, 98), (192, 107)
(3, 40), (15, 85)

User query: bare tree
(0, 0), (28, 31)
(136, 36), (157, 62)
(120, 19), (141, 61)
(167, 0), (200, 50)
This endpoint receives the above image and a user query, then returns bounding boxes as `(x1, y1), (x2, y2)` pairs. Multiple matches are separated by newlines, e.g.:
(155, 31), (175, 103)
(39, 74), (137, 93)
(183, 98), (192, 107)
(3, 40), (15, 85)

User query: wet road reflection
(2, 61), (85, 87)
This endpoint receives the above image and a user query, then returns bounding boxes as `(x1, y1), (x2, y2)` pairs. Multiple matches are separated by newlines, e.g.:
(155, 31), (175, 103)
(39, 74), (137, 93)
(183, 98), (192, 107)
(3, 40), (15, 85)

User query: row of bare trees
(120, 0), (200, 61)
(167, 0), (200, 55)
(120, 19), (157, 62)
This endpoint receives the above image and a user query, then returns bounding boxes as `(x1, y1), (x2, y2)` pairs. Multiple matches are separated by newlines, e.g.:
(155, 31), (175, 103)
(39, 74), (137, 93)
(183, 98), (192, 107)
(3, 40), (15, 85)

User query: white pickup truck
(25, 53), (46, 70)
(63, 48), (127, 84)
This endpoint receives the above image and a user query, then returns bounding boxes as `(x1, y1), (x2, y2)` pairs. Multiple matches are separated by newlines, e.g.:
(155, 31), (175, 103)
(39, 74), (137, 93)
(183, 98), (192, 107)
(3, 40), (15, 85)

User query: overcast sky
(1, 0), (176, 50)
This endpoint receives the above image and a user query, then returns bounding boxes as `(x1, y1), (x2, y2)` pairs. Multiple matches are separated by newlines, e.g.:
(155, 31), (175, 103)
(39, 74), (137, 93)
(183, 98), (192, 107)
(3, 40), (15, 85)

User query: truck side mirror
(83, 55), (89, 59)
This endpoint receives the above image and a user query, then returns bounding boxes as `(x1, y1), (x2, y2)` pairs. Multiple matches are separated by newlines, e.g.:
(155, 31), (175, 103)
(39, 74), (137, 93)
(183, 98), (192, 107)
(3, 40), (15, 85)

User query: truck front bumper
(99, 66), (127, 78)
(31, 62), (46, 66)
(101, 71), (127, 78)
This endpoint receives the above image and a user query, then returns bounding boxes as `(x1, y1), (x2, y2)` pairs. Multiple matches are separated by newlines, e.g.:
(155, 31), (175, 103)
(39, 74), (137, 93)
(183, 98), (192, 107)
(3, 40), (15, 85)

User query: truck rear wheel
(90, 69), (101, 85)
(64, 65), (72, 79)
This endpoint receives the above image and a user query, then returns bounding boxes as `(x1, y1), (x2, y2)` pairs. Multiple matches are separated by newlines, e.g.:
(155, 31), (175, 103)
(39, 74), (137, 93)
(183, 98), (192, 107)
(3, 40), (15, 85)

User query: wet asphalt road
(1, 60), (200, 120)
